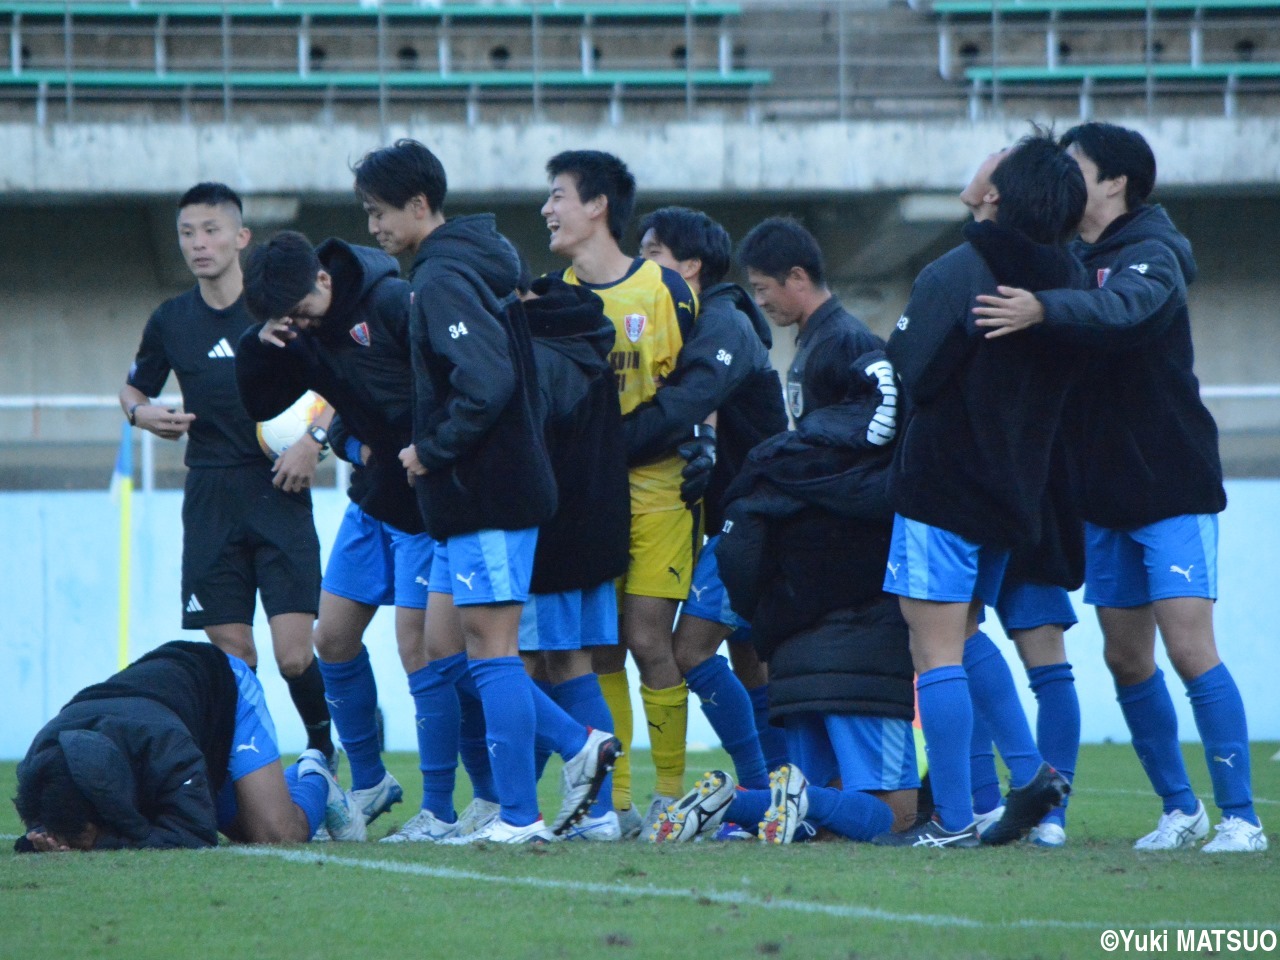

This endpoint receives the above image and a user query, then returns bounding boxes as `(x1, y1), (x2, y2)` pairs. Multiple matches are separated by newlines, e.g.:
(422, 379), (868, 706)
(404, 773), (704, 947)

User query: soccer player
(634, 207), (790, 796)
(118, 183), (332, 767)
(735, 216), (882, 423)
(520, 273), (630, 841)
(238, 229), (450, 835)
(874, 132), (1084, 847)
(354, 139), (615, 844)
(974, 122), (1266, 853)
(15, 641), (363, 852)
(541, 151), (700, 835)
(652, 329), (915, 844)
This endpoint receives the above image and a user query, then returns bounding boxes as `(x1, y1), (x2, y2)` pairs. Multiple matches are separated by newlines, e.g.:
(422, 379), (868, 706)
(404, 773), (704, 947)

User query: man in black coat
(15, 641), (364, 851)
(974, 122), (1264, 854)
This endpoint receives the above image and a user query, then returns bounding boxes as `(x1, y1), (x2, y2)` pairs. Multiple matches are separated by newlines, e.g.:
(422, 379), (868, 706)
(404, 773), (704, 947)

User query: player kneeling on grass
(14, 641), (364, 853)
(651, 333), (919, 844)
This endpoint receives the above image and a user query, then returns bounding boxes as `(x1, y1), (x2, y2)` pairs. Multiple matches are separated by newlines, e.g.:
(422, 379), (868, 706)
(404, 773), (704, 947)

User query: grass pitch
(2, 742), (1276, 960)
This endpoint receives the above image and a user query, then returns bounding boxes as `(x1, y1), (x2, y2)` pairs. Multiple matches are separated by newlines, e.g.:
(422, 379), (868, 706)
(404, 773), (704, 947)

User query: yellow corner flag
(110, 422), (133, 670)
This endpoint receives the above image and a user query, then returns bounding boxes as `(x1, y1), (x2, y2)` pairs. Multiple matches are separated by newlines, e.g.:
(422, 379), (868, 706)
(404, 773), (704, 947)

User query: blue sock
(456, 671), (497, 804)
(550, 673), (615, 816)
(806, 785), (895, 841)
(1116, 669), (1198, 815)
(1186, 663), (1257, 825)
(1028, 662), (1080, 826)
(533, 678), (555, 782)
(688, 656), (768, 790)
(917, 665), (974, 832)
(407, 653), (467, 820)
(963, 631), (1042, 788)
(286, 764), (328, 838)
(969, 710), (1002, 815)
(316, 646), (383, 791)
(748, 684), (788, 771)
(726, 788), (771, 830)
(533, 680), (588, 761)
(468, 656), (540, 827)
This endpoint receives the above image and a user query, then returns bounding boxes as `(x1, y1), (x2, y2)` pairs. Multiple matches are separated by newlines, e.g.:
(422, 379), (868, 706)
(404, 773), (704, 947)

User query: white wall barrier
(2, 483), (1279, 760)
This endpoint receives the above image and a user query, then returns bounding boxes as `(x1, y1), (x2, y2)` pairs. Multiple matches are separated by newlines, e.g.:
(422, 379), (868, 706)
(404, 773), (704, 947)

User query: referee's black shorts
(180, 464), (321, 629)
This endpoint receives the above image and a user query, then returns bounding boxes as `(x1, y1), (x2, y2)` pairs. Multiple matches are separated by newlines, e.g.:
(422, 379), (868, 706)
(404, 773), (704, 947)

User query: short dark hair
(990, 130), (1087, 245)
(178, 182), (242, 215)
(243, 230), (321, 322)
(736, 216), (826, 286)
(14, 746), (100, 841)
(352, 138), (448, 213)
(1059, 121), (1156, 210)
(637, 206), (732, 288)
(546, 150), (636, 244)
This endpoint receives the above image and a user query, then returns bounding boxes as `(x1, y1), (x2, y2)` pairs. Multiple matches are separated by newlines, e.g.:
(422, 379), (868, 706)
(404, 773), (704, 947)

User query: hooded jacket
(407, 215), (557, 540)
(525, 277), (630, 595)
(717, 351), (914, 723)
(16, 642), (237, 851)
(888, 221), (1089, 550)
(236, 240), (422, 533)
(1036, 204), (1226, 529)
(624, 282), (788, 532)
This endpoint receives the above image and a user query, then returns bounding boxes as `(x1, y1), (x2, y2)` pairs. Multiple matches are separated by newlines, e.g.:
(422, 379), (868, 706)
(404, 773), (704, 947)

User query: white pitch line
(1080, 788), (1279, 807)
(222, 846), (1275, 932)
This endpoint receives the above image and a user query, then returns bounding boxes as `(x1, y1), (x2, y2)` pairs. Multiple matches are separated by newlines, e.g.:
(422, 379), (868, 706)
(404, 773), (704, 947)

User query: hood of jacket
(316, 239), (399, 334)
(1081, 203), (1197, 285)
(410, 214), (520, 299)
(525, 275), (614, 374)
(962, 220), (1085, 293)
(702, 281), (773, 349)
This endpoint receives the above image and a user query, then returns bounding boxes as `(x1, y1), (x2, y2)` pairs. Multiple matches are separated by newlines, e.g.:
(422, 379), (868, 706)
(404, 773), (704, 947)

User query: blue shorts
(727, 626), (753, 645)
(217, 655), (282, 831)
(1084, 515), (1218, 607)
(783, 712), (920, 793)
(994, 580), (1078, 633)
(680, 535), (748, 630)
(519, 581), (620, 652)
(427, 527), (538, 605)
(322, 502), (435, 610)
(883, 515), (1010, 605)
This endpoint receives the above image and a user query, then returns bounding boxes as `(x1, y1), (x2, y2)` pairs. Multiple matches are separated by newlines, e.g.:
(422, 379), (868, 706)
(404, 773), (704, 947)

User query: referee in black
(118, 182), (334, 767)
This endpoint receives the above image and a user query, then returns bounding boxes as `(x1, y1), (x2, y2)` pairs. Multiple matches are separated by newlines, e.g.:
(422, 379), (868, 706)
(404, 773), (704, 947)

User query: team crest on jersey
(623, 313), (647, 343)
(786, 380), (804, 420)
(1097, 268), (1112, 287)
(349, 322), (371, 346)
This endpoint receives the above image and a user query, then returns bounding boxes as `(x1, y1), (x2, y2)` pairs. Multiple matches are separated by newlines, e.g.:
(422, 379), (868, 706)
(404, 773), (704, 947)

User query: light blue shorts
(994, 580), (1078, 633)
(322, 502), (435, 610)
(427, 527), (539, 605)
(1084, 514), (1218, 607)
(783, 712), (920, 793)
(519, 581), (620, 651)
(680, 535), (749, 630)
(883, 515), (1010, 605)
(216, 655), (282, 831)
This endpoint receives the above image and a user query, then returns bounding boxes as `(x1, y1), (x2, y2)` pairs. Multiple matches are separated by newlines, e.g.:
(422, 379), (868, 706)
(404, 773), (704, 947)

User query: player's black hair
(515, 254), (534, 295)
(735, 216), (826, 286)
(13, 746), (101, 843)
(178, 182), (243, 215)
(546, 150), (636, 244)
(352, 138), (448, 213)
(637, 206), (732, 288)
(243, 231), (322, 322)
(990, 130), (1087, 245)
(1059, 121), (1156, 210)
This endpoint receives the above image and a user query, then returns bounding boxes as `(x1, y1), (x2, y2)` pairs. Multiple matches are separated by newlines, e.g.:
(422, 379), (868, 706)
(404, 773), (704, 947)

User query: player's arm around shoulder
(234, 323), (313, 422)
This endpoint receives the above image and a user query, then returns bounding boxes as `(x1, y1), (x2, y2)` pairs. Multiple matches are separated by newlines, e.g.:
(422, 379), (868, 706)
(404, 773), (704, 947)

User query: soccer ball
(256, 390), (330, 461)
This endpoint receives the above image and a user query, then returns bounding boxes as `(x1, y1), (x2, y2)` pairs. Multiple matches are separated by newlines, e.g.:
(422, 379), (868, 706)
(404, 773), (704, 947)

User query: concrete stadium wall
(2, 481), (1279, 762)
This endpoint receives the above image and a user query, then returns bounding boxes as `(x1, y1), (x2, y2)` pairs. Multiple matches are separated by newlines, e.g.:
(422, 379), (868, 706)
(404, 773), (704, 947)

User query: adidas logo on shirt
(207, 338), (235, 359)
(186, 594), (204, 613)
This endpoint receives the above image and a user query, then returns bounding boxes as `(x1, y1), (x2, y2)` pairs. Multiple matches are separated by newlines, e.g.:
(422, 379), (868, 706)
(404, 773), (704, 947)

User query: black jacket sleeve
(1037, 240), (1184, 350)
(234, 326), (313, 421)
(623, 302), (760, 465)
(885, 264), (974, 407)
(412, 269), (516, 471)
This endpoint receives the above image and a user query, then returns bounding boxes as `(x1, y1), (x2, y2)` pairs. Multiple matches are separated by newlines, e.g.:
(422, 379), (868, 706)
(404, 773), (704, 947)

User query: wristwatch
(307, 424), (330, 448)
